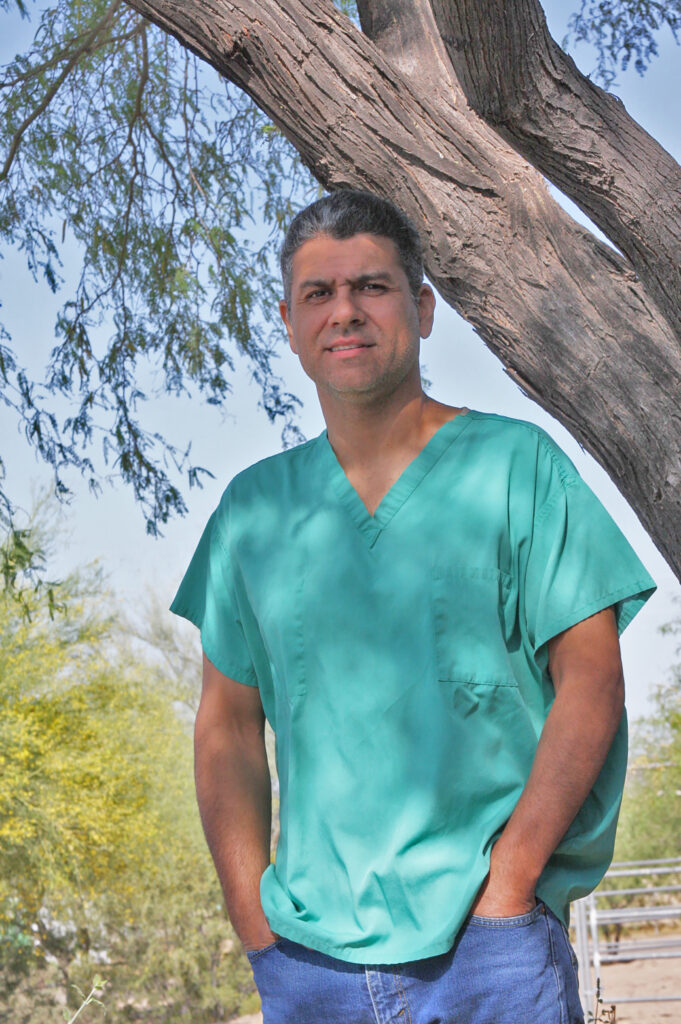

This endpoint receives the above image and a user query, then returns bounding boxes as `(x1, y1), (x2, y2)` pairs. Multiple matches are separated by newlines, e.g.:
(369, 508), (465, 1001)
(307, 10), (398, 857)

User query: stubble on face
(280, 233), (433, 411)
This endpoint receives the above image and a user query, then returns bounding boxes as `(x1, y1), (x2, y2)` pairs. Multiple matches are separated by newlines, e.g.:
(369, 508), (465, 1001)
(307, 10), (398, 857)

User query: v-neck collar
(319, 409), (474, 547)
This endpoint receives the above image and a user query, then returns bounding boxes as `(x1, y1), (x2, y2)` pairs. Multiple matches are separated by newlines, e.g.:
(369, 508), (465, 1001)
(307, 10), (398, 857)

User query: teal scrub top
(170, 409), (656, 964)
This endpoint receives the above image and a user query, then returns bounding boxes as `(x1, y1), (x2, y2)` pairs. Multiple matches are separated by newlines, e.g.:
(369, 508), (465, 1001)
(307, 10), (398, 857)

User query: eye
(360, 281), (385, 292)
(305, 288), (330, 301)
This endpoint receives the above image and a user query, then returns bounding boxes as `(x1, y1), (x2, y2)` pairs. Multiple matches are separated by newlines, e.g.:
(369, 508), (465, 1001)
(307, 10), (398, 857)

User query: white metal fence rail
(573, 857), (681, 1013)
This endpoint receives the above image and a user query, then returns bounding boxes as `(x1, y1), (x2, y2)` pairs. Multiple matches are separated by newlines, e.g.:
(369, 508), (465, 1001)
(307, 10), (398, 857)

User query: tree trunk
(125, 0), (681, 580)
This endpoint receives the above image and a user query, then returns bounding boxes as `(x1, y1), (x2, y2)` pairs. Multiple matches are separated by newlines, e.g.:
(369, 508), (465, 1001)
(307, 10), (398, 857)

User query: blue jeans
(247, 902), (584, 1023)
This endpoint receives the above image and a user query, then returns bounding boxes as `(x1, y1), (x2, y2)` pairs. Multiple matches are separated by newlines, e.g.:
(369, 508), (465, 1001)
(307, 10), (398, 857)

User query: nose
(329, 286), (364, 328)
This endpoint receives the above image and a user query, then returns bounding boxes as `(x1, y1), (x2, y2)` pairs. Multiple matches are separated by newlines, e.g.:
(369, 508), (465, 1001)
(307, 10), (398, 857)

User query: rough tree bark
(126, 0), (681, 580)
(429, 0), (681, 341)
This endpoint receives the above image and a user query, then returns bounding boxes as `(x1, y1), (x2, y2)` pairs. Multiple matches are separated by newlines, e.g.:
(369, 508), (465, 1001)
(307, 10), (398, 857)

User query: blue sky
(1, 1), (679, 721)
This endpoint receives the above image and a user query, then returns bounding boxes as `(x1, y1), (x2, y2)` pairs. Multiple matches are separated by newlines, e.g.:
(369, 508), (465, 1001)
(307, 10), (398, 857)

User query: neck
(320, 385), (451, 472)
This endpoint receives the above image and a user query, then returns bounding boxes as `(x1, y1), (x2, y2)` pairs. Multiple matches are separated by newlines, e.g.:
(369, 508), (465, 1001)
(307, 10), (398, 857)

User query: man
(170, 190), (656, 1023)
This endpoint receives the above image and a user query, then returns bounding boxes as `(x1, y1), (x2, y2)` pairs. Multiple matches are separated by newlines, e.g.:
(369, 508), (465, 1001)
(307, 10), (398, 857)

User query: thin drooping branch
(123, 0), (681, 581)
(0, 19), (142, 90)
(429, 0), (681, 341)
(0, 0), (125, 182)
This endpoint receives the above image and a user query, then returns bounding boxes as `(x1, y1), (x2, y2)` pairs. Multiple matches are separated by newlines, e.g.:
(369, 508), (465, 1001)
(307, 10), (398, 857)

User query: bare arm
(472, 605), (625, 916)
(194, 652), (278, 950)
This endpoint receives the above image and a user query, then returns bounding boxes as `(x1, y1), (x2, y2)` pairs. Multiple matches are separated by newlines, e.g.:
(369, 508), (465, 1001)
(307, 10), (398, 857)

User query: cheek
(379, 300), (418, 338)
(291, 315), (325, 355)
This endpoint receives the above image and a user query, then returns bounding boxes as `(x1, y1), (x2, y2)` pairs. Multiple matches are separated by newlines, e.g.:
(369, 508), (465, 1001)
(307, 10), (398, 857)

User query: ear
(279, 299), (297, 354)
(417, 283), (436, 339)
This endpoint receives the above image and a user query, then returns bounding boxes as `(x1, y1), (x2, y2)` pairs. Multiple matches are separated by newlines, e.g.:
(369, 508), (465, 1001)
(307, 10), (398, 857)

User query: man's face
(279, 232), (435, 404)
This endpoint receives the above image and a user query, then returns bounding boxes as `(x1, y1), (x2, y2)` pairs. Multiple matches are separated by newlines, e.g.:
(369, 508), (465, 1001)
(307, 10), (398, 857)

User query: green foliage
(0, 0), (673, 553)
(615, 612), (681, 862)
(564, 0), (681, 87)
(0, 520), (258, 1022)
(64, 976), (107, 1024)
(0, 0), (319, 539)
(0, 490), (66, 620)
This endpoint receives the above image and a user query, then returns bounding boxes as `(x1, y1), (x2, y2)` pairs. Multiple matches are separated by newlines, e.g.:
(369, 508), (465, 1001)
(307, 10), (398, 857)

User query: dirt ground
(588, 955), (681, 1023)
(229, 940), (681, 1024)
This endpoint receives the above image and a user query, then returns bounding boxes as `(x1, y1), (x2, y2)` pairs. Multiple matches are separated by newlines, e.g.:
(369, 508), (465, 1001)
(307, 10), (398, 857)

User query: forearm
(491, 668), (625, 894)
(194, 715), (277, 949)
(471, 607), (626, 917)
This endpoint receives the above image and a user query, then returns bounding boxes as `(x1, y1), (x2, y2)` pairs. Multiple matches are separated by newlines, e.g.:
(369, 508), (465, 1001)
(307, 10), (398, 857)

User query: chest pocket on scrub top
(432, 566), (517, 686)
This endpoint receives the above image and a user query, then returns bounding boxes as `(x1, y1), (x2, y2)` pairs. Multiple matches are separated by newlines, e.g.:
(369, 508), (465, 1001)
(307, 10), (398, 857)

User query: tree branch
(0, 0), (125, 183)
(0, 16), (141, 90)
(122, 0), (681, 580)
(428, 0), (681, 340)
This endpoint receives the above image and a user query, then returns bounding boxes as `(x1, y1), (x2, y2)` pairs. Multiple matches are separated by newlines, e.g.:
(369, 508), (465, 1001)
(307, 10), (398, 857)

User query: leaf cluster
(0, 0), (317, 539)
(615, 611), (681, 863)
(0, 0), (677, 556)
(0, 526), (258, 1022)
(0, 484), (73, 621)
(63, 975), (106, 1024)
(564, 0), (681, 87)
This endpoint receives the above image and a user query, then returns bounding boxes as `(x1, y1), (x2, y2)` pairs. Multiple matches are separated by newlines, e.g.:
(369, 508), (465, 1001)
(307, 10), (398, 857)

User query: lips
(326, 339), (374, 352)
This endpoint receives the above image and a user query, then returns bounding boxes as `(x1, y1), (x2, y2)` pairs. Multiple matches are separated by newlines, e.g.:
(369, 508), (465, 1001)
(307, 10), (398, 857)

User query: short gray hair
(280, 189), (424, 305)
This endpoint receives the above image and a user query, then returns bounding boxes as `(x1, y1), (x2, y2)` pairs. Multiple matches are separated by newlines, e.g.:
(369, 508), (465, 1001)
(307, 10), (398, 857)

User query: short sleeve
(169, 509), (258, 686)
(522, 436), (657, 665)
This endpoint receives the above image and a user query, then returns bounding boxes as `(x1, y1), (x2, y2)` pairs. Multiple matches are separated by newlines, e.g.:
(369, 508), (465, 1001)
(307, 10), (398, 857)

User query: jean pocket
(468, 901), (546, 928)
(246, 938), (283, 962)
(432, 566), (516, 686)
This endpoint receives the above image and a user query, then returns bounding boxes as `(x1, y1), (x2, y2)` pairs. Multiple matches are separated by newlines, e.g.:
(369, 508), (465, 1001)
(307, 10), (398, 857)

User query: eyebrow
(297, 271), (395, 292)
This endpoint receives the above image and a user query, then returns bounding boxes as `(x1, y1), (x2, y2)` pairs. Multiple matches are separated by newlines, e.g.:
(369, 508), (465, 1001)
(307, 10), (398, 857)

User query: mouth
(326, 340), (375, 353)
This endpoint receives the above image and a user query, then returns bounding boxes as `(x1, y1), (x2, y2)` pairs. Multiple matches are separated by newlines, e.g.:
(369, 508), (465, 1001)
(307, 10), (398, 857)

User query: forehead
(290, 232), (405, 286)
